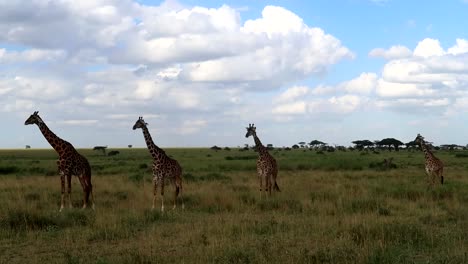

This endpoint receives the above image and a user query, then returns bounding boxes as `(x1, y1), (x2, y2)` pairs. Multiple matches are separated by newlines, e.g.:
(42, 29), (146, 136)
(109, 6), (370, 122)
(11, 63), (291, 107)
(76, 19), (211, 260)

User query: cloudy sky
(1, 0), (468, 148)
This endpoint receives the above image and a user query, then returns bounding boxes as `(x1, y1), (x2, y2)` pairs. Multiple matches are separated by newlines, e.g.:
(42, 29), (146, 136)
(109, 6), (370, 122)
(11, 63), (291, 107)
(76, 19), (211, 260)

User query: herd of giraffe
(24, 111), (444, 212)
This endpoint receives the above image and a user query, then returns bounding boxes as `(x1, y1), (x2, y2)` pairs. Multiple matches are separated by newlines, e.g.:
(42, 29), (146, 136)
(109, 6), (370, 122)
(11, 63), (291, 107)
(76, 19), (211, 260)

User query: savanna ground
(0, 147), (467, 264)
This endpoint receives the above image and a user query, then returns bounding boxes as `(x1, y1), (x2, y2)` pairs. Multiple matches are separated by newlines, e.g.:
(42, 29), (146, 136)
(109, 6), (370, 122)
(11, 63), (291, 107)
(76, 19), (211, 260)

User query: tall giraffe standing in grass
(245, 124), (280, 196)
(25, 111), (94, 211)
(415, 133), (444, 186)
(133, 117), (183, 211)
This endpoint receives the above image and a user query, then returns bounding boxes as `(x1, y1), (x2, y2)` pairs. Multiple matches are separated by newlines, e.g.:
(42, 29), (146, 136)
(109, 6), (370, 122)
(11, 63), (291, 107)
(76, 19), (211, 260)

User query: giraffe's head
(245, 123), (256, 138)
(132, 116), (148, 130)
(414, 133), (425, 144)
(24, 111), (43, 126)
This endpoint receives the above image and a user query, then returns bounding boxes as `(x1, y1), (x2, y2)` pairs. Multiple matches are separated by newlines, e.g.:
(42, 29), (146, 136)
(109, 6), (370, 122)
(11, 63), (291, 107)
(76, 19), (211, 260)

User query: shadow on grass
(0, 209), (95, 231)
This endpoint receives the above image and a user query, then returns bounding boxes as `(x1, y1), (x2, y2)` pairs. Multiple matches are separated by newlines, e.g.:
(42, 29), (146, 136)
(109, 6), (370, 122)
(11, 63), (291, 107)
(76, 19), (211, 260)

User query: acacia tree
(405, 140), (418, 151)
(376, 138), (404, 151)
(352, 140), (374, 151)
(309, 140), (326, 149)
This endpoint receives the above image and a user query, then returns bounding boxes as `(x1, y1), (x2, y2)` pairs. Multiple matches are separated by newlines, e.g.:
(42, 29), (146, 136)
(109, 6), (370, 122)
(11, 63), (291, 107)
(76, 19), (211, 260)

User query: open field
(1, 148), (468, 263)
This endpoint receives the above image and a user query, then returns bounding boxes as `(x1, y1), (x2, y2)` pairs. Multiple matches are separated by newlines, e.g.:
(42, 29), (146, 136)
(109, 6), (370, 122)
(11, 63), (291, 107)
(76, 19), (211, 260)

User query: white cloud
(274, 86), (309, 103)
(413, 38), (445, 58)
(0, 48), (66, 63)
(368, 45), (412, 59)
(272, 101), (307, 114)
(58, 120), (99, 126)
(327, 95), (364, 114)
(178, 119), (208, 135)
(340, 72), (377, 94)
(447, 38), (468, 55)
(376, 79), (435, 98)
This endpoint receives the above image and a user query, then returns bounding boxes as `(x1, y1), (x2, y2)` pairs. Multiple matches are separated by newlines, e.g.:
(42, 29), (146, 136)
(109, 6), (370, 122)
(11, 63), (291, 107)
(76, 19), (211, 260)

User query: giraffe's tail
(441, 175), (444, 185)
(274, 181), (280, 192)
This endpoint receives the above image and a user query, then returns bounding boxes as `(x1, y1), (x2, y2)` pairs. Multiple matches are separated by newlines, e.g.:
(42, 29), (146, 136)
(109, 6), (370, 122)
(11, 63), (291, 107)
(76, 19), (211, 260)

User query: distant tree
(128, 145), (132, 148)
(309, 140), (326, 149)
(336, 145), (347, 152)
(405, 140), (418, 151)
(440, 144), (461, 151)
(352, 140), (374, 151)
(224, 147), (231, 151)
(376, 138), (404, 151)
(210, 145), (222, 151)
(108, 150), (120, 156)
(267, 144), (274, 150)
(298, 142), (306, 148)
(25, 145), (31, 149)
(292, 144), (300, 149)
(93, 145), (107, 155)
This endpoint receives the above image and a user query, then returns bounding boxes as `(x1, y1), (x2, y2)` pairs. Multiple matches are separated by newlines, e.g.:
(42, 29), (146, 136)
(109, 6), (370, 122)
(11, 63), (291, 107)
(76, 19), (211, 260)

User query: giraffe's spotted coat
(25, 111), (94, 211)
(245, 124), (280, 196)
(415, 133), (444, 186)
(133, 117), (183, 211)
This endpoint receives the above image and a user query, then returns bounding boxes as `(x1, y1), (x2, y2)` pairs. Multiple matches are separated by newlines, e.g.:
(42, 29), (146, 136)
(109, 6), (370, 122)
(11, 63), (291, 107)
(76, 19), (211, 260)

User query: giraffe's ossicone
(25, 111), (95, 211)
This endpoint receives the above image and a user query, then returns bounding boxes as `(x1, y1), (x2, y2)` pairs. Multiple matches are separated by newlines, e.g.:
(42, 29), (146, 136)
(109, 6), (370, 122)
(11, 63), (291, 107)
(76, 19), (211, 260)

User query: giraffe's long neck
(253, 134), (268, 155)
(37, 121), (68, 153)
(419, 140), (433, 160)
(141, 126), (165, 160)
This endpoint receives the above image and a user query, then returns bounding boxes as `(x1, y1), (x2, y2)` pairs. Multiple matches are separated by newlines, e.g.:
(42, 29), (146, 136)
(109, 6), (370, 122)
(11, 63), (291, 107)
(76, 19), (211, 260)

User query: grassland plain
(0, 148), (467, 264)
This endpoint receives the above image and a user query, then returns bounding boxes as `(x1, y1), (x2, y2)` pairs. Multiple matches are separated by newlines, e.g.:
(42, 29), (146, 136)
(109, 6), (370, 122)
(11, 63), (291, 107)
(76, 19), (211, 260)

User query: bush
(0, 166), (19, 175)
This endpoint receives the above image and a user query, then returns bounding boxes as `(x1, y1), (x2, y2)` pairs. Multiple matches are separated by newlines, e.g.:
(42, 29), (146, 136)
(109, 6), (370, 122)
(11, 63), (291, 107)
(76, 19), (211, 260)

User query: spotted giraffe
(133, 117), (183, 211)
(415, 133), (444, 186)
(25, 111), (94, 211)
(245, 124), (280, 196)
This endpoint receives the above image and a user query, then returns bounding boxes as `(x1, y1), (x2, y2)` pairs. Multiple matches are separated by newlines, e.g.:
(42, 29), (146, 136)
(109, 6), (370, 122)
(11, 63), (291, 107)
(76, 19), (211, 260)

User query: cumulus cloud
(272, 101), (307, 115)
(340, 72), (377, 94)
(276, 37), (468, 119)
(370, 38), (468, 114)
(178, 119), (208, 135)
(369, 45), (412, 59)
(273, 86), (309, 103)
(413, 38), (445, 58)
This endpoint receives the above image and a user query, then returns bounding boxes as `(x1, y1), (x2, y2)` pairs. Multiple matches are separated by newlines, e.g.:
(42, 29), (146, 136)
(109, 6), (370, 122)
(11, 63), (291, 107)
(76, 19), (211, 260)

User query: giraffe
(414, 133), (444, 186)
(24, 111), (94, 211)
(132, 117), (183, 211)
(245, 124), (280, 196)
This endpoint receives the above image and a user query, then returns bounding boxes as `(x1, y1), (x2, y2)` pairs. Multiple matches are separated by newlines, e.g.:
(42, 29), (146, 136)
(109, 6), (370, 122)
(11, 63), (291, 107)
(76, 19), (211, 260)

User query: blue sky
(1, 0), (468, 148)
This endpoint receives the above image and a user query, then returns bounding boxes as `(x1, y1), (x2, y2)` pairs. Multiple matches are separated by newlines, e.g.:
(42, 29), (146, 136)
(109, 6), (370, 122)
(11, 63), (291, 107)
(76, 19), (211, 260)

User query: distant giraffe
(25, 111), (94, 211)
(415, 133), (444, 186)
(245, 124), (280, 196)
(133, 117), (183, 211)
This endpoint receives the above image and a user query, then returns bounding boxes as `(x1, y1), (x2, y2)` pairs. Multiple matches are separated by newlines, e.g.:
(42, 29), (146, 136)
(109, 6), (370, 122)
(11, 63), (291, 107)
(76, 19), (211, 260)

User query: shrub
(0, 166), (19, 175)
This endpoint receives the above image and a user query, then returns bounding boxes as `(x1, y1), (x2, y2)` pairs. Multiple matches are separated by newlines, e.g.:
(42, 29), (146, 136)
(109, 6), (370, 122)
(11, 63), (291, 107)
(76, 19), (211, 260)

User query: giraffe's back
(59, 151), (91, 176)
(257, 154), (278, 176)
(152, 156), (182, 179)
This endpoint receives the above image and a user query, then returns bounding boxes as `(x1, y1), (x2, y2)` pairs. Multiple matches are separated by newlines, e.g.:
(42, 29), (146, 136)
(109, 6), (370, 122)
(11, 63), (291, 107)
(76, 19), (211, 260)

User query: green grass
(0, 148), (467, 263)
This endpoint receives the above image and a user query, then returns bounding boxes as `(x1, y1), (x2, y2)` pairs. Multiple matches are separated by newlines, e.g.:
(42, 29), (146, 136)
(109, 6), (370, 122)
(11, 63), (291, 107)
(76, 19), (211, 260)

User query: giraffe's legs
(180, 184), (184, 210)
(267, 175), (272, 196)
(67, 175), (72, 209)
(172, 178), (184, 210)
(78, 176), (88, 209)
(152, 179), (159, 210)
(160, 180), (165, 212)
(60, 174), (65, 212)
(258, 176), (263, 199)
